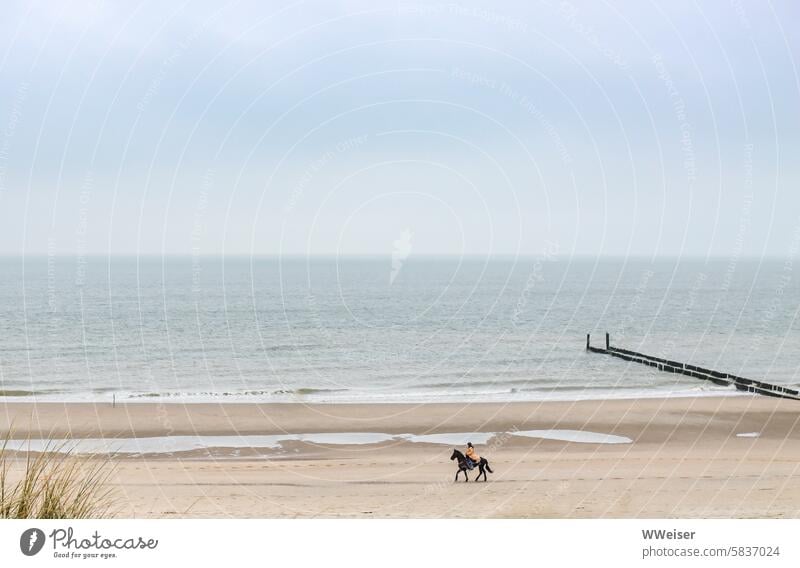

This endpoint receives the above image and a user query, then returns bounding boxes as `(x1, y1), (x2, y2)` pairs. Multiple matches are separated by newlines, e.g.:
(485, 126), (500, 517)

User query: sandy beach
(2, 395), (800, 518)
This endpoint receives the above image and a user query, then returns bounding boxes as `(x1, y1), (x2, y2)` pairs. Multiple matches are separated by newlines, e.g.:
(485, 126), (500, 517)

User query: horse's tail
(485, 460), (493, 474)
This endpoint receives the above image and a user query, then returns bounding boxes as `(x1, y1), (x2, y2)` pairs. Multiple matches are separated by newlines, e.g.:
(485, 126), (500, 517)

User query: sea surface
(1, 256), (799, 403)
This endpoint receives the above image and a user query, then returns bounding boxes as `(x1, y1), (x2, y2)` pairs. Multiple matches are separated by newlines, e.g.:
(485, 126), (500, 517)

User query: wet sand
(2, 396), (800, 518)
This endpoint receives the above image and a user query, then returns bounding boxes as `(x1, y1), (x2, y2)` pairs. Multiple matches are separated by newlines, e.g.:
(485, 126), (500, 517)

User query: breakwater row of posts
(587, 333), (800, 401)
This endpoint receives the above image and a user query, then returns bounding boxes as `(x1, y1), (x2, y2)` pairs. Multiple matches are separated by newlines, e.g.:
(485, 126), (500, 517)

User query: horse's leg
(464, 469), (469, 482)
(454, 469), (460, 482)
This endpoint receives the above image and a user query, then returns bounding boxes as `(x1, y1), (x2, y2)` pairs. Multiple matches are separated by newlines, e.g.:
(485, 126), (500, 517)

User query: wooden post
(605, 332), (610, 350)
(113, 393), (116, 408)
(586, 333), (590, 350)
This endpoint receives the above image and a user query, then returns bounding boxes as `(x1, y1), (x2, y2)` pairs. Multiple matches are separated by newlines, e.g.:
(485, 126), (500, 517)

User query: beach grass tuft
(0, 435), (117, 519)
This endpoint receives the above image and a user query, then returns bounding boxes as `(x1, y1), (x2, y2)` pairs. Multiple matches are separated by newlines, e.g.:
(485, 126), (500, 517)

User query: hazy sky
(0, 1), (798, 257)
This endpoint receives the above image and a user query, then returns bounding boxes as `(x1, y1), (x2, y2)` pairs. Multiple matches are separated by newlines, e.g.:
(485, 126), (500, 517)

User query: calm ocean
(1, 256), (798, 403)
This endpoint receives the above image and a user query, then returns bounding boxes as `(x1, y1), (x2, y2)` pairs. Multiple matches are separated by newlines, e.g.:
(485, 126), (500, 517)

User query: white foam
(513, 429), (632, 444)
(736, 432), (760, 438)
(0, 385), (748, 405)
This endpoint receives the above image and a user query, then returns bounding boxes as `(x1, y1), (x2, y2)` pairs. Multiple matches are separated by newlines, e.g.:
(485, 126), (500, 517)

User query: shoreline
(0, 387), (740, 405)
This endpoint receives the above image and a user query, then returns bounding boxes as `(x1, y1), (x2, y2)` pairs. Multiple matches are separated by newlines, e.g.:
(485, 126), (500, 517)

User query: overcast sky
(0, 0), (798, 258)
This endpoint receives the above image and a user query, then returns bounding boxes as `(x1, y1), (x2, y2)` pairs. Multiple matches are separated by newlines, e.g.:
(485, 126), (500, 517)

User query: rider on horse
(465, 442), (480, 469)
(451, 444), (493, 482)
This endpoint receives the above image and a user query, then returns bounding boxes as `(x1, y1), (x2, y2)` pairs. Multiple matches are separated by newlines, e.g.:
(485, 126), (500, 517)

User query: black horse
(450, 449), (493, 482)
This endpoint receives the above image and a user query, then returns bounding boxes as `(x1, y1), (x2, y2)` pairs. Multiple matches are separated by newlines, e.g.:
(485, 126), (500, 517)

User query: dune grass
(0, 436), (117, 519)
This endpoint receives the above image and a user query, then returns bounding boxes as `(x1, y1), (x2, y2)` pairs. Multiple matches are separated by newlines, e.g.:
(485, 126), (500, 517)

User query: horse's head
(450, 449), (461, 461)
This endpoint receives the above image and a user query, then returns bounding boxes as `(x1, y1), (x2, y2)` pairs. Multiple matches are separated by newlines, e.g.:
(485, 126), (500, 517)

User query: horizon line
(0, 253), (795, 261)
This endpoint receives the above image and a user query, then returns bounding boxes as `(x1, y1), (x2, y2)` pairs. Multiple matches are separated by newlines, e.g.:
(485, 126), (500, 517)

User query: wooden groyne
(587, 333), (800, 401)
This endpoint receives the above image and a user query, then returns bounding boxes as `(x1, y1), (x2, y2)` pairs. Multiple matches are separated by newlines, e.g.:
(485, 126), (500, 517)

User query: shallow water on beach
(403, 432), (497, 445)
(1, 433), (397, 455)
(1, 429), (633, 455)
(512, 430), (632, 444)
(2, 256), (799, 403)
